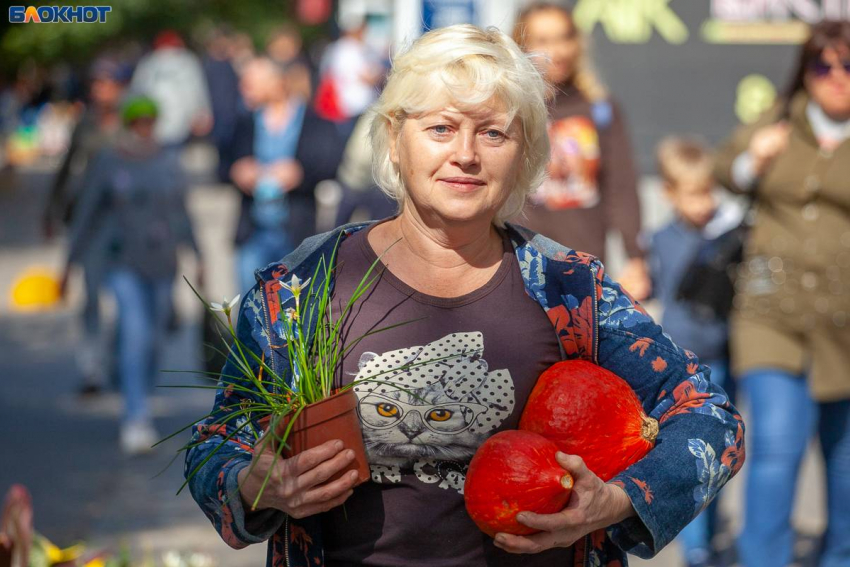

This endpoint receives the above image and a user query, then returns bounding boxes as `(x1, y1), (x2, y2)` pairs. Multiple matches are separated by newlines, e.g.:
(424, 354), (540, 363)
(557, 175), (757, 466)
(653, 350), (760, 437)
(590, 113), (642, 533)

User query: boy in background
(648, 137), (741, 567)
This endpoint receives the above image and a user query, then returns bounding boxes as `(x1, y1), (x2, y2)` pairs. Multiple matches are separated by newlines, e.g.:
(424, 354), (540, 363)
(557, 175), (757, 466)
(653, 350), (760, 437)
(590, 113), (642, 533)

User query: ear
(388, 121), (400, 166)
(358, 352), (378, 370)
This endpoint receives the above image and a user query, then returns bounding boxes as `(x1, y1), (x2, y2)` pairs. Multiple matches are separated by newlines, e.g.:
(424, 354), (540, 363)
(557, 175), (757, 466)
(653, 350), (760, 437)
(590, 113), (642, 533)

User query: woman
(715, 20), (850, 567)
(186, 25), (743, 567)
(512, 2), (650, 300)
(66, 95), (201, 454)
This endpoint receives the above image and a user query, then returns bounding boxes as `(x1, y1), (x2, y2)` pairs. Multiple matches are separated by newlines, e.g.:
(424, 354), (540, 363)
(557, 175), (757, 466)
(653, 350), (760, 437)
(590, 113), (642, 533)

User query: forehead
(411, 97), (512, 124)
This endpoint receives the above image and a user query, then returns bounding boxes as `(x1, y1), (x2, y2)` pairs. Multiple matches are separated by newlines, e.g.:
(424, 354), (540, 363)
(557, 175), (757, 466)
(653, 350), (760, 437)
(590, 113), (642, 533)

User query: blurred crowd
(2, 3), (849, 567)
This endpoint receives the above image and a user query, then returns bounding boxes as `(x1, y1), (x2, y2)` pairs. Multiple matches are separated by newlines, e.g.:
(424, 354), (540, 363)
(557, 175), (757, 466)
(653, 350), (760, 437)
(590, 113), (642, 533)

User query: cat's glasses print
(357, 393), (488, 434)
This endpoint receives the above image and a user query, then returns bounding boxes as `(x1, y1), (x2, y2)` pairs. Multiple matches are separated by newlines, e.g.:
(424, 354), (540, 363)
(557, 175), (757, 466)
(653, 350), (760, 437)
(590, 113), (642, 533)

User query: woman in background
(715, 20), (850, 567)
(512, 2), (650, 300)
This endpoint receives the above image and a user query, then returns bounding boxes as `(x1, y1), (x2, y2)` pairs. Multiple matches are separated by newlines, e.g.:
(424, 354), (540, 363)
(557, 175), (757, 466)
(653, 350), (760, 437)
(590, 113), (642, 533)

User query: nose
(451, 130), (478, 168)
(398, 411), (425, 441)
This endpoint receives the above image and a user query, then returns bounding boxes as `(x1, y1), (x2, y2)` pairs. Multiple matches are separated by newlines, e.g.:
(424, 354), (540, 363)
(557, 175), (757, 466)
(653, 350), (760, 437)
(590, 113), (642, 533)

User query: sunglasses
(809, 57), (850, 76)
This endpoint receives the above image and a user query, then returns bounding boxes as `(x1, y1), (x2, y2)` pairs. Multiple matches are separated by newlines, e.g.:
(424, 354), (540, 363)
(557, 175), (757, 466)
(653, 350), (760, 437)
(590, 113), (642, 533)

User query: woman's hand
(493, 453), (635, 554)
(268, 159), (304, 192)
(237, 439), (359, 519)
(748, 122), (790, 175)
(231, 157), (260, 194)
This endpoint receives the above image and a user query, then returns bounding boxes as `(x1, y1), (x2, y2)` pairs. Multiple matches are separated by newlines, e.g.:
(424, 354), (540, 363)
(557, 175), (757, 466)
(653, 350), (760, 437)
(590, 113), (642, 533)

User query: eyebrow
(421, 110), (512, 128)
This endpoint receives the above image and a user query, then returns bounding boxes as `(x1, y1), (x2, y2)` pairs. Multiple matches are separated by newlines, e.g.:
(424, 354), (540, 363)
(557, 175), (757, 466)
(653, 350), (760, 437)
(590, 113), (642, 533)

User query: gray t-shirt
(321, 224), (572, 566)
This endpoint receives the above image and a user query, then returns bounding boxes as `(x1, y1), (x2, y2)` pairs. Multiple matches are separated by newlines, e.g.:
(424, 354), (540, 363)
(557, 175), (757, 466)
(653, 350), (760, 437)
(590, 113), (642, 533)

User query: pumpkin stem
(561, 474), (574, 490)
(641, 416), (659, 444)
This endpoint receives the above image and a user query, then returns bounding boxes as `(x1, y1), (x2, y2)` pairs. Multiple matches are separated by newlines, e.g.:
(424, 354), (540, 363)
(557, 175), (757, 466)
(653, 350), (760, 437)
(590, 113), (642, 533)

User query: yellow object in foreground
(9, 268), (61, 311)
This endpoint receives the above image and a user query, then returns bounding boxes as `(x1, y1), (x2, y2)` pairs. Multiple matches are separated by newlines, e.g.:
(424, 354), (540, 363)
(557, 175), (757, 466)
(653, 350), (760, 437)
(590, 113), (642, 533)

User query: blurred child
(648, 137), (741, 567)
(64, 95), (201, 455)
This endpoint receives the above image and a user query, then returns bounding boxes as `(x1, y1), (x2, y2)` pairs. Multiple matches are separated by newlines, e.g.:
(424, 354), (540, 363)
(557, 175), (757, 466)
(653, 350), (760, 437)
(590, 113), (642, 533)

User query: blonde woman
(513, 3), (650, 301)
(187, 24), (743, 567)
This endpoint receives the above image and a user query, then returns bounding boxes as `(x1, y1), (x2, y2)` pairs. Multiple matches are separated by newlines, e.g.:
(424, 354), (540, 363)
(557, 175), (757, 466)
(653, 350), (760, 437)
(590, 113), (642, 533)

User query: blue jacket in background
(647, 215), (735, 362)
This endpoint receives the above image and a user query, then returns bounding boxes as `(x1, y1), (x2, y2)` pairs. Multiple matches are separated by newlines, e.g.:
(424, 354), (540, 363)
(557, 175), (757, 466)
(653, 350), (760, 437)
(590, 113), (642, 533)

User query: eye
(428, 409), (454, 422)
(430, 124), (451, 135)
(376, 403), (400, 418)
(483, 129), (506, 141)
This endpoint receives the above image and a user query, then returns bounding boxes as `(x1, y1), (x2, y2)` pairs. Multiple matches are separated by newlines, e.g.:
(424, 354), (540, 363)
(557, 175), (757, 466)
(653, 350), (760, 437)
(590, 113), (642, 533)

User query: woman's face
(389, 100), (523, 226)
(805, 45), (850, 119)
(521, 9), (580, 86)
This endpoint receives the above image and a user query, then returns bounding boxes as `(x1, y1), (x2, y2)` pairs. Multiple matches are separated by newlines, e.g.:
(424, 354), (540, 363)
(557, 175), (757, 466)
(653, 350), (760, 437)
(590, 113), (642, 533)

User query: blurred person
(314, 14), (384, 137)
(185, 25), (744, 567)
(131, 30), (212, 147)
(202, 26), (242, 183)
(45, 56), (129, 396)
(230, 57), (345, 294)
(63, 95), (202, 455)
(266, 23), (312, 101)
(512, 2), (650, 300)
(229, 32), (256, 73)
(714, 20), (850, 567)
(333, 110), (397, 226)
(649, 138), (741, 567)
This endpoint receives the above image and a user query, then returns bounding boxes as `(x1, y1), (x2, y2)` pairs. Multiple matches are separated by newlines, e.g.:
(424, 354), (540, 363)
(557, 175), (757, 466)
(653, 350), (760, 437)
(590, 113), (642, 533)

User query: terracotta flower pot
(260, 388), (370, 487)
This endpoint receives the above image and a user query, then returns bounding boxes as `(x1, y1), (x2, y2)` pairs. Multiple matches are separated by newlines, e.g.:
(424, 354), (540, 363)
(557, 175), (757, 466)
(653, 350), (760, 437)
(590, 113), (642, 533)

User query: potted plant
(173, 239), (454, 509)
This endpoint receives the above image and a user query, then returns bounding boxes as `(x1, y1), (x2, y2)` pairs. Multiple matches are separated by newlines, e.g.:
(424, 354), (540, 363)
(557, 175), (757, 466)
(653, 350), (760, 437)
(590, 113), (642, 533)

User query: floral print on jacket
(185, 222), (744, 567)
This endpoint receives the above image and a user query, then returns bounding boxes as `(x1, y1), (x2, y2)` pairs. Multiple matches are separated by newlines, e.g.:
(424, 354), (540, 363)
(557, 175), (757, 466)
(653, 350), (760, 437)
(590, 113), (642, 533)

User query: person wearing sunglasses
(715, 20), (850, 567)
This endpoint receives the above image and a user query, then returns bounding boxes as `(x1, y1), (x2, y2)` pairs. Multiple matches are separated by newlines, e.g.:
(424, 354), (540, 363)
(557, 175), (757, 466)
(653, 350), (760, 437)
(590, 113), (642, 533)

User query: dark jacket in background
(203, 55), (242, 183)
(67, 145), (198, 280)
(230, 107), (346, 247)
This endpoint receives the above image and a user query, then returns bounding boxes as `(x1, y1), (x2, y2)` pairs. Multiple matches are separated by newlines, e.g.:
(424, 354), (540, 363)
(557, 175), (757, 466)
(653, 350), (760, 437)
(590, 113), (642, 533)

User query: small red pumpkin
(519, 360), (658, 482)
(464, 430), (573, 538)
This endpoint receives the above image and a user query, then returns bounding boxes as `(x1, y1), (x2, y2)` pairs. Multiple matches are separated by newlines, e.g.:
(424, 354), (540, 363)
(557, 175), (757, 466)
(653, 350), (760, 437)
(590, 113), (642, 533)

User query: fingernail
(516, 513), (527, 522)
(334, 440), (344, 451)
(349, 470), (359, 480)
(346, 449), (355, 460)
(495, 535), (506, 544)
(556, 451), (567, 460)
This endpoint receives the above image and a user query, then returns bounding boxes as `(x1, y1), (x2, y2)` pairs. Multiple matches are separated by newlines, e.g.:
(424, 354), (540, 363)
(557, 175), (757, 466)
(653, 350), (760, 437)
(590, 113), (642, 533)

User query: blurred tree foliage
(0, 0), (327, 77)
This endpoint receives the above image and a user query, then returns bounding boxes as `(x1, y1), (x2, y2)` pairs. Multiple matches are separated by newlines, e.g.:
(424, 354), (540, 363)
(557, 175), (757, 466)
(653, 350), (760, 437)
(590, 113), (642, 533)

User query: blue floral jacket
(185, 222), (745, 567)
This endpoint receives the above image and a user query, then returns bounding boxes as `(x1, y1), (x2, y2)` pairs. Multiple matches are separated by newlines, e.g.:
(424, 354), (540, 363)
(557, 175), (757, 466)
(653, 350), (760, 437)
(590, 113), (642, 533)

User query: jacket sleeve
(184, 286), (286, 549)
(66, 150), (109, 266)
(591, 261), (745, 558)
(714, 105), (782, 194)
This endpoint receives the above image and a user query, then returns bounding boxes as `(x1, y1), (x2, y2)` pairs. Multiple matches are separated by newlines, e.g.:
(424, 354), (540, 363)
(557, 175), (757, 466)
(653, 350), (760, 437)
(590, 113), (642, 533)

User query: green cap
(121, 95), (158, 125)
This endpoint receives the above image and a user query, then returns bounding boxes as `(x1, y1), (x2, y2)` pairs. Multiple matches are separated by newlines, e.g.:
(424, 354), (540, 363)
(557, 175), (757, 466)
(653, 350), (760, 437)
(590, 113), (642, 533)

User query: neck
(385, 208), (502, 270)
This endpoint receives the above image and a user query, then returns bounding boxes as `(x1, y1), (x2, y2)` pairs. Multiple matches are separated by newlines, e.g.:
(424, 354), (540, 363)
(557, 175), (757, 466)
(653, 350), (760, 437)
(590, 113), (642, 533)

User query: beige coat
(715, 93), (850, 401)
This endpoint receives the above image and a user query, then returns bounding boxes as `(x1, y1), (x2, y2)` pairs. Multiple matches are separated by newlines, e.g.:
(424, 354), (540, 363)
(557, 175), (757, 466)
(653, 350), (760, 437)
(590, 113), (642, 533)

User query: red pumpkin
(519, 360), (658, 482)
(464, 430), (573, 538)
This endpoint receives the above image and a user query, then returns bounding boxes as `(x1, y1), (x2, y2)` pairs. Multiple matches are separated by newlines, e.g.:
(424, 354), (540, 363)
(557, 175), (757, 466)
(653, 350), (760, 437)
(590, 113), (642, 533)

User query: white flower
(279, 274), (311, 297)
(210, 295), (240, 314)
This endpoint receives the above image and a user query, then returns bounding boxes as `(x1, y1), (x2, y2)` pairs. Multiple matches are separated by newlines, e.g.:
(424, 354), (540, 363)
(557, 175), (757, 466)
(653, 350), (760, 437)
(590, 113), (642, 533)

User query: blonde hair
(369, 24), (551, 227)
(513, 2), (608, 102)
(656, 137), (714, 187)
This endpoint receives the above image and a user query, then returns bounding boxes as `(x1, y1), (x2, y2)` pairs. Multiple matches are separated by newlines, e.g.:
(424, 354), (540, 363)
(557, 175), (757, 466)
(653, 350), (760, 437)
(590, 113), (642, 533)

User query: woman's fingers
(515, 510), (572, 532)
(288, 440), (347, 476)
(296, 449), (356, 491)
(493, 531), (557, 554)
(300, 469), (361, 507)
(288, 489), (354, 520)
(555, 452), (590, 480)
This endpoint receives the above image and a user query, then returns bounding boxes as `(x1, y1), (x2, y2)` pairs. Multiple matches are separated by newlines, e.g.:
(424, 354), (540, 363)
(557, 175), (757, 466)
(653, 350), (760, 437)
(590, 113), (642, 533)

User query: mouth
(438, 177), (486, 192)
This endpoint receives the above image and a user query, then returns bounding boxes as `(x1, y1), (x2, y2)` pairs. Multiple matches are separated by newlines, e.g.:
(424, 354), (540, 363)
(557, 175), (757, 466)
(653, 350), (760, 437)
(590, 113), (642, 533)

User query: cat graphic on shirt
(351, 332), (515, 492)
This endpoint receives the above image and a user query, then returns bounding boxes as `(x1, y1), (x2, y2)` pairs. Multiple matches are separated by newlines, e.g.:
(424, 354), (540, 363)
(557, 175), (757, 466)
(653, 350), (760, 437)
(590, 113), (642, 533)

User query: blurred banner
(379, 0), (847, 171)
(574, 0), (827, 170)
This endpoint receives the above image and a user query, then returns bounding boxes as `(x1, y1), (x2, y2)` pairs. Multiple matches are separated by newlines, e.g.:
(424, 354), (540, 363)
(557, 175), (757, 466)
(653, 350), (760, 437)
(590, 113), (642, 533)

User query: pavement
(0, 149), (827, 567)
